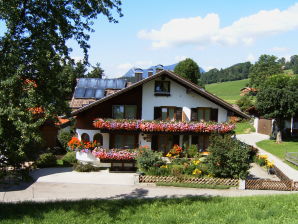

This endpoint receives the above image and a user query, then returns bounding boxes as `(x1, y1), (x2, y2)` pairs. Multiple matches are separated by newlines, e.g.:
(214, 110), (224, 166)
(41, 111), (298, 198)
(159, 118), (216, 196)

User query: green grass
(1, 194), (298, 223)
(205, 79), (248, 104)
(234, 121), (256, 134)
(256, 139), (298, 170)
(156, 182), (231, 189)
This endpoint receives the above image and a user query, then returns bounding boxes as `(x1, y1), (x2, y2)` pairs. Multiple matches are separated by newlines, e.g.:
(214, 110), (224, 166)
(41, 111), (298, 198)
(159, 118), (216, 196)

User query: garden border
(139, 175), (239, 186)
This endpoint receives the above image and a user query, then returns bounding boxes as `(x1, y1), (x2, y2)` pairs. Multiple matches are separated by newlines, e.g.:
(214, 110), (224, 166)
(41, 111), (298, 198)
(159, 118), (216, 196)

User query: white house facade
(71, 70), (249, 155)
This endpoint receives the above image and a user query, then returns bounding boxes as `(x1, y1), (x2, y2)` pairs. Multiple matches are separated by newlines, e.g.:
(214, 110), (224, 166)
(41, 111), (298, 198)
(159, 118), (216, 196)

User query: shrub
(73, 163), (101, 172)
(36, 153), (57, 168)
(62, 151), (77, 166)
(185, 145), (199, 158)
(145, 166), (171, 176)
(170, 164), (184, 177)
(206, 134), (252, 179)
(236, 95), (254, 112)
(136, 147), (164, 172)
(58, 130), (74, 150)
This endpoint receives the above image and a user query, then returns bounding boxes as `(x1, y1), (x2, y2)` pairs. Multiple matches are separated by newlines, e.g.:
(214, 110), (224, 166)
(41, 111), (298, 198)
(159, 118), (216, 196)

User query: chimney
(155, 64), (164, 73)
(134, 68), (143, 82)
(148, 68), (153, 77)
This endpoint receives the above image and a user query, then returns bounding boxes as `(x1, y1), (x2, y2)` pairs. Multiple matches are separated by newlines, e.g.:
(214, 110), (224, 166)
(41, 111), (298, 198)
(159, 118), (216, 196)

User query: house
(71, 70), (249, 154)
(240, 87), (257, 96)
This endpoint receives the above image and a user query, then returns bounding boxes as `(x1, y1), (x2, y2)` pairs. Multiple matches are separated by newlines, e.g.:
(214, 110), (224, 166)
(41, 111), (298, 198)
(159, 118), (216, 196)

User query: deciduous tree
(249, 55), (282, 88)
(174, 58), (201, 84)
(256, 75), (298, 143)
(0, 0), (122, 167)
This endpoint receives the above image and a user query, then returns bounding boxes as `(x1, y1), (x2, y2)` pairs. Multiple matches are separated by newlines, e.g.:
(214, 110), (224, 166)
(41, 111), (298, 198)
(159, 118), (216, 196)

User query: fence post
(239, 179), (246, 190)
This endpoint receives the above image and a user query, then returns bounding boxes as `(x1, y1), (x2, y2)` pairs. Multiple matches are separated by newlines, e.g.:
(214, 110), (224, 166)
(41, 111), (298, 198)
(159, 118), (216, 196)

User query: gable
(71, 70), (249, 119)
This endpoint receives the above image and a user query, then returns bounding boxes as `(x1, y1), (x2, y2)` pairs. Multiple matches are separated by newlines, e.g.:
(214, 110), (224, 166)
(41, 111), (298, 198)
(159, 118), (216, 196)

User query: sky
(2, 0), (298, 78)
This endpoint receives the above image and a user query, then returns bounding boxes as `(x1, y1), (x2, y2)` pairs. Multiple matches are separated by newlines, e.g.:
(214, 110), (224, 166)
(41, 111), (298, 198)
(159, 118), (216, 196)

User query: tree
(0, 1), (122, 167)
(256, 75), (298, 143)
(249, 55), (282, 88)
(174, 58), (201, 84)
(86, 63), (104, 78)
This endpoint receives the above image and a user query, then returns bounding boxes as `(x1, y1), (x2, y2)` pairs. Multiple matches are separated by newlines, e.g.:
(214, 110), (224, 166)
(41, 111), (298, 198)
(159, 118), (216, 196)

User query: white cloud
(138, 3), (298, 48)
(269, 47), (289, 53)
(246, 54), (256, 63)
(174, 55), (187, 62)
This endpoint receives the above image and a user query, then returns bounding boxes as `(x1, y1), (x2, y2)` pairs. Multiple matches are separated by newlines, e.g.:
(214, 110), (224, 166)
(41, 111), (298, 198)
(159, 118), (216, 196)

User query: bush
(58, 130), (74, 150)
(206, 134), (252, 179)
(62, 151), (77, 166)
(145, 166), (171, 176)
(73, 163), (101, 172)
(185, 145), (199, 158)
(236, 95), (254, 112)
(36, 153), (57, 168)
(136, 147), (164, 172)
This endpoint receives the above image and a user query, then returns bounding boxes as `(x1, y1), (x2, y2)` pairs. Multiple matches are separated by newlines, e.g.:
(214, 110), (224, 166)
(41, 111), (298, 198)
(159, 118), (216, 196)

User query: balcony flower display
(92, 148), (136, 161)
(67, 137), (98, 152)
(93, 119), (235, 134)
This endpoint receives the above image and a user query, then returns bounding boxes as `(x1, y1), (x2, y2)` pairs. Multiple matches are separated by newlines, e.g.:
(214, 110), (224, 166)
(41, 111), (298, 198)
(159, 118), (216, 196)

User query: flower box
(93, 119), (235, 134)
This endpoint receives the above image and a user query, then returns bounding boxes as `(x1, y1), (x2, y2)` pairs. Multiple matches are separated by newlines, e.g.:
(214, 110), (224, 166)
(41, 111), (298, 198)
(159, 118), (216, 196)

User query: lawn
(234, 120), (256, 134)
(256, 139), (298, 170)
(1, 194), (298, 224)
(205, 79), (248, 104)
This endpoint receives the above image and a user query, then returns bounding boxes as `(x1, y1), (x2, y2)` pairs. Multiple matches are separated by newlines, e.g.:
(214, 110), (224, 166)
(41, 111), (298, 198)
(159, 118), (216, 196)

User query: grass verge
(234, 121), (256, 134)
(156, 182), (231, 189)
(256, 139), (298, 170)
(1, 194), (298, 223)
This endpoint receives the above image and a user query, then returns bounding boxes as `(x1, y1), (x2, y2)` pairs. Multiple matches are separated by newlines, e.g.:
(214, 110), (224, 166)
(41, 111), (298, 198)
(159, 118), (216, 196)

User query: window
(191, 108), (218, 122)
(154, 81), (170, 95)
(111, 134), (138, 149)
(93, 133), (103, 146)
(198, 108), (211, 121)
(112, 105), (137, 119)
(154, 107), (182, 121)
(81, 133), (90, 142)
(191, 135), (209, 152)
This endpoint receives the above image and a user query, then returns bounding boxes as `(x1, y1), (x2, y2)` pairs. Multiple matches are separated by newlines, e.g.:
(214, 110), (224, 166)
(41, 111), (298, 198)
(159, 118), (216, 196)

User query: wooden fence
(139, 175), (239, 186)
(245, 165), (298, 191)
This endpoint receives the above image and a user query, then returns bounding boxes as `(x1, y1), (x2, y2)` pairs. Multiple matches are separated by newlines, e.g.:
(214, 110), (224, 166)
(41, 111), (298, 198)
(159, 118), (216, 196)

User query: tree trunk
(275, 119), (283, 144)
(276, 130), (282, 144)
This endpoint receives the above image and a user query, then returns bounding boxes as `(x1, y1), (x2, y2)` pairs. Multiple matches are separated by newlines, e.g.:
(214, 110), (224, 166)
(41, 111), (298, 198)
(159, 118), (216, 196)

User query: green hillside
(205, 79), (249, 104)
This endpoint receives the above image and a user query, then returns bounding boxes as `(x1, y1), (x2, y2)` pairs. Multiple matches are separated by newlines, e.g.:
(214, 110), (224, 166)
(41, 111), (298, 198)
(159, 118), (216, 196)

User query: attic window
(154, 81), (170, 96)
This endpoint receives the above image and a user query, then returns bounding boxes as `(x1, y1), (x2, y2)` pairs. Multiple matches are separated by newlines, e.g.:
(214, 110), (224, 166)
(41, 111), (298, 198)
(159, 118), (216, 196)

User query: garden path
(237, 133), (298, 181)
(0, 182), (295, 202)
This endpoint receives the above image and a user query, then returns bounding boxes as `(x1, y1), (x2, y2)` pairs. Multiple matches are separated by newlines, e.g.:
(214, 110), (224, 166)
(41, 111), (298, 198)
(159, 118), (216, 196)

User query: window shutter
(154, 107), (161, 120)
(175, 107), (182, 121)
(191, 108), (198, 121)
(211, 109), (218, 122)
(151, 135), (158, 151)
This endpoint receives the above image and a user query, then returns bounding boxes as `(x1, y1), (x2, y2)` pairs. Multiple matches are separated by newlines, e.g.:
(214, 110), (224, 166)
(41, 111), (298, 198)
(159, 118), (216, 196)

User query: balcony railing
(93, 118), (235, 134)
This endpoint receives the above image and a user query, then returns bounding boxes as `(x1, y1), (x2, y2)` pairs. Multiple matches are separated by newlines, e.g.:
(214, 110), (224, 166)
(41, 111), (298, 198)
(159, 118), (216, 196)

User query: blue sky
(2, 1), (298, 78)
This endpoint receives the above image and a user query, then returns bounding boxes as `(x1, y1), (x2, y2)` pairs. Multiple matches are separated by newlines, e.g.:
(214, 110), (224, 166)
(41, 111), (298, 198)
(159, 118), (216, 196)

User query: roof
(71, 70), (249, 119)
(73, 78), (126, 99)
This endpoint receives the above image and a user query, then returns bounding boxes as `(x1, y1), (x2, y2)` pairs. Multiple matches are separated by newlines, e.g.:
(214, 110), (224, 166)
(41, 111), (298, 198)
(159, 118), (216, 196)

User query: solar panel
(95, 89), (104, 99)
(77, 79), (87, 87)
(106, 79), (115, 89)
(85, 88), (95, 98)
(74, 88), (86, 98)
(89, 78), (98, 88)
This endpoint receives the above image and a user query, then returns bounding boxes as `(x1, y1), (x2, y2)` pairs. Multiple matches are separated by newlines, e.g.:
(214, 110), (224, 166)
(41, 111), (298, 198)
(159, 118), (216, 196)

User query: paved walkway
(237, 133), (298, 181)
(30, 168), (137, 186)
(0, 182), (295, 202)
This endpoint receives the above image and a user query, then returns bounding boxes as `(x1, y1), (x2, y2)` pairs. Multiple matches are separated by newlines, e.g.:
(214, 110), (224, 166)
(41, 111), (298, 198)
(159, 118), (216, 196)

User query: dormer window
(154, 81), (170, 96)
